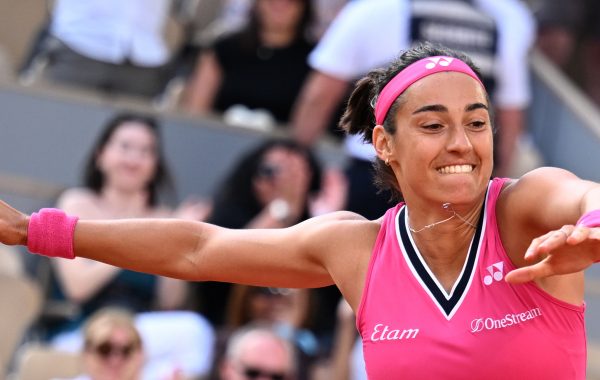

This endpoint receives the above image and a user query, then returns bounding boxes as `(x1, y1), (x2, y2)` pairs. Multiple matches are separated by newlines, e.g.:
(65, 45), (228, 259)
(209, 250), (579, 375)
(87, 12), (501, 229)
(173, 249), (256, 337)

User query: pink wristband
(576, 209), (600, 228)
(27, 208), (79, 259)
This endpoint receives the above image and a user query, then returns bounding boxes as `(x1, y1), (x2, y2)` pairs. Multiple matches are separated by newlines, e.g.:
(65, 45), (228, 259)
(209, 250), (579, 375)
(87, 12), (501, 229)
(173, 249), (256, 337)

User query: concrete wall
(0, 83), (346, 212)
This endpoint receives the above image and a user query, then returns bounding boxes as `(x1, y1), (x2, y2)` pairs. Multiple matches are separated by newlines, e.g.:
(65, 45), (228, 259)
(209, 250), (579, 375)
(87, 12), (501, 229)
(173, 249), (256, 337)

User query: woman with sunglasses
(2, 43), (600, 378)
(74, 308), (145, 380)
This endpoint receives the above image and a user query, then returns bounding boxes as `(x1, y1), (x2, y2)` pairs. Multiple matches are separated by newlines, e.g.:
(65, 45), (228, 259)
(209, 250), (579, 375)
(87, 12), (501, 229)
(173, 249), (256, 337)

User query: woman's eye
(423, 123), (443, 130)
(469, 120), (487, 129)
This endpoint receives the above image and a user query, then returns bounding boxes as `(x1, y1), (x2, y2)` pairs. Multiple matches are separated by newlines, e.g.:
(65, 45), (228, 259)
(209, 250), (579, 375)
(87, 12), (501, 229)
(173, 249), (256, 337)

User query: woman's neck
(260, 27), (296, 48)
(405, 200), (484, 291)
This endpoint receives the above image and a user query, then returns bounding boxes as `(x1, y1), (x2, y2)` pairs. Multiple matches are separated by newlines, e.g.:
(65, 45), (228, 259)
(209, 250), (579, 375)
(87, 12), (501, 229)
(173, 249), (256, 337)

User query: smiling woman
(2, 43), (600, 380)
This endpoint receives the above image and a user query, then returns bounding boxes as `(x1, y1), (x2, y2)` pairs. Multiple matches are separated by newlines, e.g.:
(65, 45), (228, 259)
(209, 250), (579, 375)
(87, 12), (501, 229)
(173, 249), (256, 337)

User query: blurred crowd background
(1, 0), (600, 379)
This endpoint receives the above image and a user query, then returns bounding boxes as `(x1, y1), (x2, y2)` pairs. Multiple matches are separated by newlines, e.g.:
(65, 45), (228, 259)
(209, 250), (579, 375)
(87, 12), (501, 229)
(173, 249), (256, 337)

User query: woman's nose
(446, 125), (473, 153)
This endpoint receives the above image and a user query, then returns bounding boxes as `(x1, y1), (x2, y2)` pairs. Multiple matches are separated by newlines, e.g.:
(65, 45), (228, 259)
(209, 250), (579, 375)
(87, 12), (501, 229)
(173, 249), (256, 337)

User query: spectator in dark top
(48, 112), (214, 379)
(51, 113), (187, 335)
(193, 138), (346, 361)
(183, 0), (315, 124)
(209, 138), (322, 230)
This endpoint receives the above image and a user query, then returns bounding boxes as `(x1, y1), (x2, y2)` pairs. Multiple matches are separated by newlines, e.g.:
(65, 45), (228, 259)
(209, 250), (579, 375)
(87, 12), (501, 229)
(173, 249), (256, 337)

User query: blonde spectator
(77, 308), (145, 380)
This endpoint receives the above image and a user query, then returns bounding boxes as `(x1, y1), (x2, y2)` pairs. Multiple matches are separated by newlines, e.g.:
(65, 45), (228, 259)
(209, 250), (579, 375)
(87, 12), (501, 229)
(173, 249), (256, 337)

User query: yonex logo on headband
(424, 57), (453, 69)
(374, 56), (484, 125)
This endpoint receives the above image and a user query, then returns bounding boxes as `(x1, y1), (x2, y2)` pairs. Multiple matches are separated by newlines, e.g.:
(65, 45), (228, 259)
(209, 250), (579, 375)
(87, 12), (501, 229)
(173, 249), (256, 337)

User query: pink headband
(374, 56), (484, 125)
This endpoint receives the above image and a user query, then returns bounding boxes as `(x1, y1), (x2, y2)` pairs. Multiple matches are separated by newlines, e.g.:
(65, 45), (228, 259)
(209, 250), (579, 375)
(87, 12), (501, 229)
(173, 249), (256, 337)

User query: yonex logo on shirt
(483, 261), (504, 285)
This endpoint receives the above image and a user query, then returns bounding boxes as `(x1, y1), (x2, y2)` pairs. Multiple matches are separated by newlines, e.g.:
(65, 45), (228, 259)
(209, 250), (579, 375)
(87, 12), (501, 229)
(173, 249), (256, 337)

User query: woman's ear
(372, 125), (392, 163)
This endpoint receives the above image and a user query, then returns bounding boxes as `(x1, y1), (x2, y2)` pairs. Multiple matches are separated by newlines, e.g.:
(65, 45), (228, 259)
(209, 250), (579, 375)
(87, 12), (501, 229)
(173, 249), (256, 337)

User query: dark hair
(83, 112), (173, 206)
(210, 138), (322, 227)
(339, 43), (492, 201)
(241, 0), (315, 52)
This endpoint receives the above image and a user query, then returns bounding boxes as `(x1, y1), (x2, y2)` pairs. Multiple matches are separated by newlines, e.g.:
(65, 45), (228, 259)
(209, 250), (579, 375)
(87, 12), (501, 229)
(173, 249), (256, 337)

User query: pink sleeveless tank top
(356, 178), (586, 379)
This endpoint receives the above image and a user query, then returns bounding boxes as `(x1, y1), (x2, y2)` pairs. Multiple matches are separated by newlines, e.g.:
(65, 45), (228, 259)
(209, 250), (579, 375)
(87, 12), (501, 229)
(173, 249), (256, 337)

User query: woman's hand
(310, 168), (349, 217)
(0, 200), (28, 246)
(268, 152), (311, 223)
(173, 198), (213, 221)
(505, 225), (600, 284)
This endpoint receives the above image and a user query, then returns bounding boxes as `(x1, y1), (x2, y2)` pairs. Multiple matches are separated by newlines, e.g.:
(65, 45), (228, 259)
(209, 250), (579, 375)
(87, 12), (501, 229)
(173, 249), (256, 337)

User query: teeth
(437, 165), (473, 174)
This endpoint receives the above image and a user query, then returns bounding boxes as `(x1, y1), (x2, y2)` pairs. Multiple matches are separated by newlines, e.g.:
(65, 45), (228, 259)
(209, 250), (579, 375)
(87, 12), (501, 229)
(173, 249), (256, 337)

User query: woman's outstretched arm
(0, 200), (371, 290)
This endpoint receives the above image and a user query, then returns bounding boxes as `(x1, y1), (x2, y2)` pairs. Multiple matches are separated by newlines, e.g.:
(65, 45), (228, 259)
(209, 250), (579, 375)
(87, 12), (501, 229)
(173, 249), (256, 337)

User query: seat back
(12, 344), (82, 380)
(0, 274), (42, 378)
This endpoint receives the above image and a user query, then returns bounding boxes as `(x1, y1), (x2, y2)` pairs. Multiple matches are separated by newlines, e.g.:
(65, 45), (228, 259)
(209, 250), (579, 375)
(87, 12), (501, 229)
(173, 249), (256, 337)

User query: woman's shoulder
(497, 167), (579, 201)
(299, 211), (383, 246)
(310, 210), (380, 223)
(56, 187), (98, 211)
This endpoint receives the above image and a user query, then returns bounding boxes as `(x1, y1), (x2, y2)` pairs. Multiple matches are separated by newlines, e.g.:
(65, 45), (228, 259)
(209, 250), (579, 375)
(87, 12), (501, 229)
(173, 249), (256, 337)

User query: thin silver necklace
(408, 203), (477, 233)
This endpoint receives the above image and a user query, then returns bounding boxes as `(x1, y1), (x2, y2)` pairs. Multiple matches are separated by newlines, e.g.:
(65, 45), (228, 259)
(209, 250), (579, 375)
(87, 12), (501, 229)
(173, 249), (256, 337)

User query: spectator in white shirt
(44, 0), (176, 98)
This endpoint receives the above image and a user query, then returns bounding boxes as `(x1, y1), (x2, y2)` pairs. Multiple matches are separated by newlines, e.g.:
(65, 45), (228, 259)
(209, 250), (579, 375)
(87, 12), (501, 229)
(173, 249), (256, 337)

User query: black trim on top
(398, 202), (486, 317)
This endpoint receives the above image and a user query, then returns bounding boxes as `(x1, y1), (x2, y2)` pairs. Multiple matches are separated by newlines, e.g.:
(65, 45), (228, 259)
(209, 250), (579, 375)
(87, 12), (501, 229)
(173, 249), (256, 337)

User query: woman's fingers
(505, 262), (554, 284)
(524, 231), (557, 261)
(525, 226), (577, 261)
(510, 226), (600, 284)
(0, 200), (29, 246)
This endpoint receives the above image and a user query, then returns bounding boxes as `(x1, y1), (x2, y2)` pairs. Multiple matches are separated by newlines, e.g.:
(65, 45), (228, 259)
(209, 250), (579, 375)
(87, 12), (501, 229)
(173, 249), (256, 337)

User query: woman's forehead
(401, 72), (488, 110)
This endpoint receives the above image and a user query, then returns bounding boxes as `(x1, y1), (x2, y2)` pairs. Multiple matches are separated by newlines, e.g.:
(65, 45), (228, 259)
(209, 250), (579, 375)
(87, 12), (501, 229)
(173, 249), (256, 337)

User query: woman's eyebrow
(412, 104), (447, 114)
(465, 102), (488, 112)
(411, 102), (488, 115)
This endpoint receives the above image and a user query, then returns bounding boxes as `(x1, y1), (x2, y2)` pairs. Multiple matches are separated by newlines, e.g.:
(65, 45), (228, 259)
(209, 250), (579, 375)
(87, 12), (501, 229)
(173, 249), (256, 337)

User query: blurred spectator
(528, 0), (583, 68)
(222, 286), (317, 379)
(219, 325), (296, 380)
(529, 0), (600, 105)
(318, 298), (365, 380)
(183, 0), (315, 126)
(208, 138), (324, 230)
(46, 112), (214, 379)
(38, 0), (182, 98)
(73, 308), (145, 380)
(192, 138), (346, 376)
(193, 138), (345, 327)
(291, 0), (535, 220)
(226, 287), (311, 332)
(201, 0), (348, 42)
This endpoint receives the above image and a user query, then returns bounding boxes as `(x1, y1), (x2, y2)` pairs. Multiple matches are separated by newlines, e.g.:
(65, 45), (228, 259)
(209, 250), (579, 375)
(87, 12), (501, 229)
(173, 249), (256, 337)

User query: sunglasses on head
(89, 341), (138, 360)
(243, 366), (287, 380)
